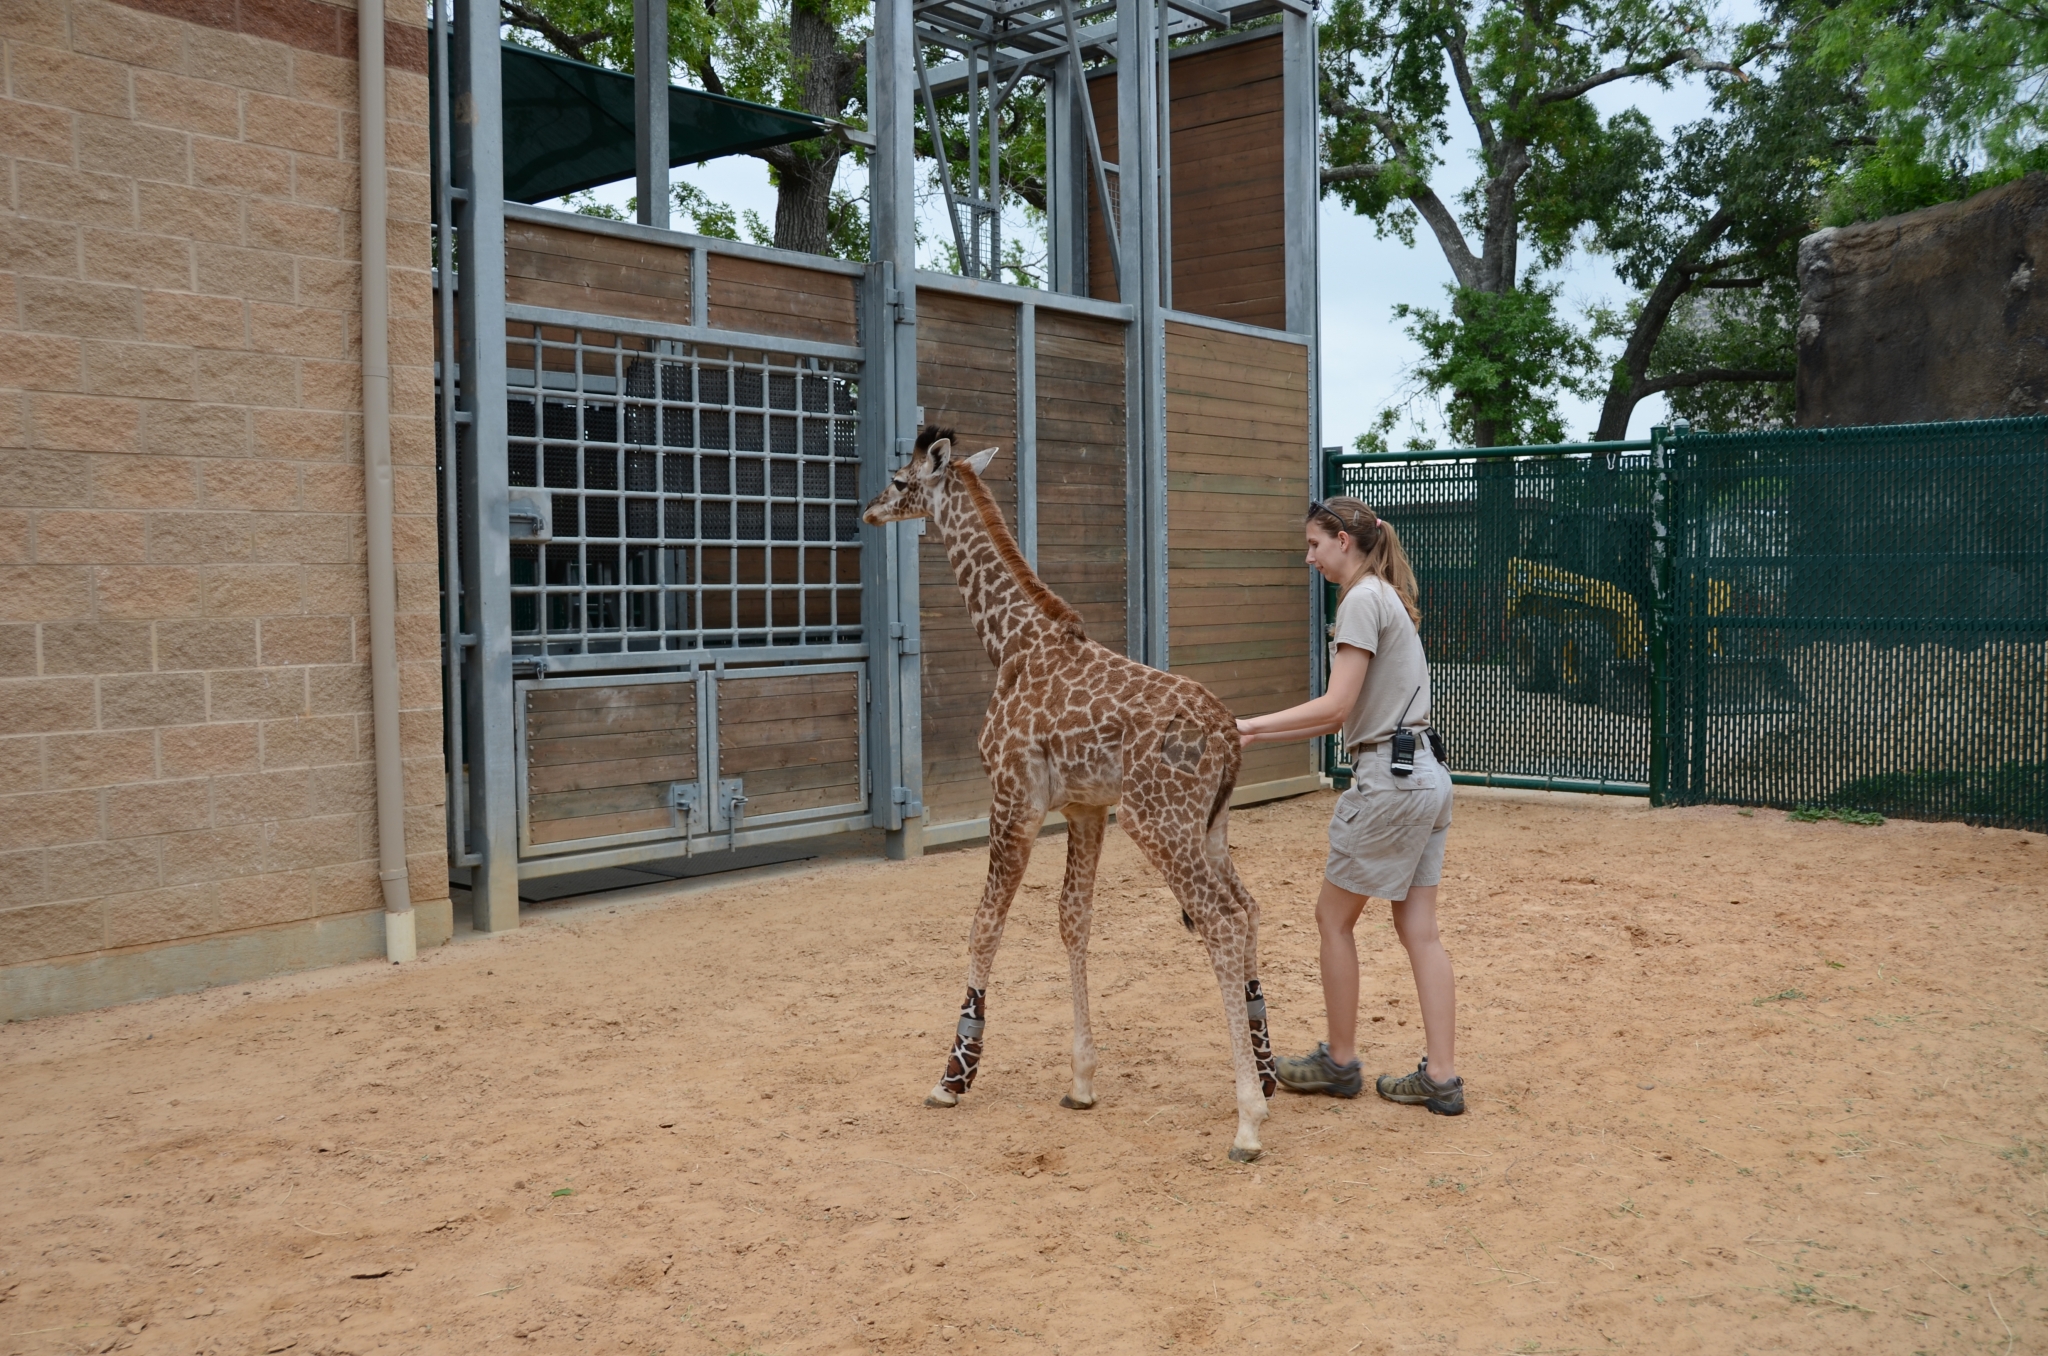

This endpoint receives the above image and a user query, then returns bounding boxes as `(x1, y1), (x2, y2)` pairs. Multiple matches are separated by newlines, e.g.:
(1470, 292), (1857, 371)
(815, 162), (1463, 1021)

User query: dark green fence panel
(1327, 443), (1659, 794)
(1325, 417), (2048, 829)
(1661, 418), (2048, 828)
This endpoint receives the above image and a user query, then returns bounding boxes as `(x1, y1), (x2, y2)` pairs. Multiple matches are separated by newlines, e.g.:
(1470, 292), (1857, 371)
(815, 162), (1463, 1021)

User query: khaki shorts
(1325, 741), (1454, 901)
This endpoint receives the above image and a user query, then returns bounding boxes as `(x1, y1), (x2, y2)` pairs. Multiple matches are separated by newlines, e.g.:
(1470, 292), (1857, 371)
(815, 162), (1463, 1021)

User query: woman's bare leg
(1389, 884), (1456, 1082)
(1315, 879), (1370, 1065)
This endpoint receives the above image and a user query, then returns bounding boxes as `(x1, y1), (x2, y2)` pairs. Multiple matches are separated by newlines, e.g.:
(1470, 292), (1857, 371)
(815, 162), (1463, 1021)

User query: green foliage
(1787, 805), (1884, 825)
(1808, 0), (2048, 217)
(564, 190), (629, 221)
(1826, 762), (2048, 826)
(1397, 284), (1599, 446)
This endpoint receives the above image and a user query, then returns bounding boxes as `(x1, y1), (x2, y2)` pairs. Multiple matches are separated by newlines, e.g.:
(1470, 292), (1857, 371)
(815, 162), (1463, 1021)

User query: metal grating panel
(506, 323), (864, 655)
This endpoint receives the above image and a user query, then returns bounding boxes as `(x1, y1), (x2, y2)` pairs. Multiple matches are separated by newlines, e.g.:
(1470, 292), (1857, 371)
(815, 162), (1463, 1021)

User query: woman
(1235, 497), (1463, 1115)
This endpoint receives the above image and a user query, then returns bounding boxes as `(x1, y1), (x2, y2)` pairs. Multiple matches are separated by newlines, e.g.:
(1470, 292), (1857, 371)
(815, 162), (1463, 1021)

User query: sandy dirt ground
(3, 789), (2045, 1356)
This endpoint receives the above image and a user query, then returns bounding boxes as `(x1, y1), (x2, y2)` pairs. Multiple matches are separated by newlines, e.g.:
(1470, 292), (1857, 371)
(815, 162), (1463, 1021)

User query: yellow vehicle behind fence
(1507, 558), (1782, 714)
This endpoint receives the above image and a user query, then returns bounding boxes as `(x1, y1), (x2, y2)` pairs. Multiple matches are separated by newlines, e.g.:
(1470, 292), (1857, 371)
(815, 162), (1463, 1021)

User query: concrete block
(198, 460), (299, 511)
(193, 347), (299, 404)
(105, 776), (211, 837)
(0, 788), (101, 851)
(132, 71), (243, 140)
(154, 618), (256, 671)
(212, 767), (313, 827)
(89, 451), (202, 508)
(0, 677), (96, 736)
(45, 728), (157, 788)
(0, 216), (84, 281)
(94, 565), (203, 621)
(44, 836), (161, 897)
(0, 907), (389, 1021)
(76, 115), (191, 187)
(39, 619), (153, 674)
(208, 666), (306, 720)
(201, 564), (305, 618)
(140, 403), (250, 458)
(245, 198), (340, 258)
(0, 897), (101, 964)
(19, 275), (143, 341)
(15, 163), (135, 231)
(146, 510), (254, 564)
(258, 712), (356, 767)
(249, 301), (346, 359)
(259, 614), (352, 665)
(99, 671), (207, 728)
(8, 43), (132, 119)
(160, 821), (265, 883)
(157, 719), (258, 777)
(0, 92), (77, 168)
(0, 565), (94, 621)
(80, 338), (198, 400)
(216, 868), (318, 928)
(0, 625), (36, 679)
(27, 392), (142, 453)
(101, 881), (220, 949)
(194, 243), (295, 304)
(265, 811), (361, 871)
(34, 510), (149, 564)
(185, 27), (294, 96)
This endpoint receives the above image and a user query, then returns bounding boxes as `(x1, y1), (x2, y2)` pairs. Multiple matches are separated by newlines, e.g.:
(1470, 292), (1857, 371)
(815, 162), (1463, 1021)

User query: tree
(1810, 0), (2048, 223)
(1581, 13), (1872, 437)
(1319, 0), (1743, 445)
(502, 0), (868, 256)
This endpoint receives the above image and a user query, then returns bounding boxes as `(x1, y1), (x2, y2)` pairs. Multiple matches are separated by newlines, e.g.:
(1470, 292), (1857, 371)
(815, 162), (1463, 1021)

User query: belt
(1350, 734), (1431, 757)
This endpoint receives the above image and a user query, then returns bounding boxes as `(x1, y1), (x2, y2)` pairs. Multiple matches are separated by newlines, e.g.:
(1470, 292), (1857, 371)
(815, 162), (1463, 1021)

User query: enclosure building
(0, 0), (1323, 1018)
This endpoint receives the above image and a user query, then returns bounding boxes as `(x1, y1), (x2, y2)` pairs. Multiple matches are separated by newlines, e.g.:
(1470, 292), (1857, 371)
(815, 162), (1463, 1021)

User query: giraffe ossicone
(864, 427), (1279, 1160)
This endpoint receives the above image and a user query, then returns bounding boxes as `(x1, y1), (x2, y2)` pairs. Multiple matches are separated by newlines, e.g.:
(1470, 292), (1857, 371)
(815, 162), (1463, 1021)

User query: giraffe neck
(929, 467), (1084, 665)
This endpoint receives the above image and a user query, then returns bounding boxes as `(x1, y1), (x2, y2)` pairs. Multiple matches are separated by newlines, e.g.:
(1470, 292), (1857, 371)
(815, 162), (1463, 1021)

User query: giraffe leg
(926, 797), (1042, 1108)
(1055, 804), (1108, 1111)
(1123, 806), (1269, 1161)
(1229, 864), (1278, 1098)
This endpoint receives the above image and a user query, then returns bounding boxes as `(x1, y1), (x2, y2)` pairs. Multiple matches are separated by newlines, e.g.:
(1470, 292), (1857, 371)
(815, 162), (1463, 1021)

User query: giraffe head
(862, 426), (1000, 525)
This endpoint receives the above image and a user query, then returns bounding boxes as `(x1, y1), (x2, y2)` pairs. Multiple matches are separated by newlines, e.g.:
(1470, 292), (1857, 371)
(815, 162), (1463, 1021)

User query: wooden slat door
(713, 668), (866, 826)
(522, 678), (699, 849)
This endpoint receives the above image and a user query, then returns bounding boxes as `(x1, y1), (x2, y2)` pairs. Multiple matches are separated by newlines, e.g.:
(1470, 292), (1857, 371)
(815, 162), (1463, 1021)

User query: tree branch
(499, 0), (606, 60)
(1535, 48), (1740, 106)
(1445, 22), (1498, 164)
(1322, 162), (1392, 185)
(1699, 276), (1769, 289)
(1638, 366), (1793, 396)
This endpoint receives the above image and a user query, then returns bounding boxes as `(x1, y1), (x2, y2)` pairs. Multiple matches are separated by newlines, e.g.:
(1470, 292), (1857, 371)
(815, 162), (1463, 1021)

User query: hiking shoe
(1274, 1042), (1362, 1098)
(1375, 1060), (1466, 1116)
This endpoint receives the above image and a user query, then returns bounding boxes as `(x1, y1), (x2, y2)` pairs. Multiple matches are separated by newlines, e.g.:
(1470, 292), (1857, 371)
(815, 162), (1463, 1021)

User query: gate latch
(719, 777), (748, 851)
(668, 782), (700, 854)
(507, 493), (552, 543)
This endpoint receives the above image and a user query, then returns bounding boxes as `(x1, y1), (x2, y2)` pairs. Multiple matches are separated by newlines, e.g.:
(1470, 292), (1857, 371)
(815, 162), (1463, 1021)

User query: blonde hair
(1307, 495), (1421, 626)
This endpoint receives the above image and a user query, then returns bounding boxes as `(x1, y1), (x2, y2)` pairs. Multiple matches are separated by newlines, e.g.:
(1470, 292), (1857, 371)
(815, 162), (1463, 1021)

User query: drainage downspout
(360, 0), (416, 962)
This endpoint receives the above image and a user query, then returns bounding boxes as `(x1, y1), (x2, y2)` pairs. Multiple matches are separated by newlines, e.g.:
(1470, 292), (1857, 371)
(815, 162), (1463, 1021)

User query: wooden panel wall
(706, 254), (860, 347)
(1033, 310), (1128, 653)
(915, 289), (1021, 828)
(504, 219), (861, 347)
(716, 671), (863, 819)
(524, 680), (697, 846)
(1164, 321), (1312, 788)
(1087, 33), (1288, 330)
(506, 219), (694, 325)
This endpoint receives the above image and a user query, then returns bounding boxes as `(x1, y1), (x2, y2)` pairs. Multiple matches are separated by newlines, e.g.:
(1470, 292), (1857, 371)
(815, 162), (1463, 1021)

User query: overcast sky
(569, 51), (1732, 450)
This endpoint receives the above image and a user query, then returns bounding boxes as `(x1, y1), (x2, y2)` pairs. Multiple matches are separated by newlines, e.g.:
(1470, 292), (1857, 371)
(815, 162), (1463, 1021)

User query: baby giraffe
(863, 428), (1278, 1161)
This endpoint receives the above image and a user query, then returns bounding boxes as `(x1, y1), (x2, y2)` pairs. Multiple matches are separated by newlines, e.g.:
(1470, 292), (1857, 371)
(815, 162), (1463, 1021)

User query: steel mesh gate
(1326, 416), (2048, 829)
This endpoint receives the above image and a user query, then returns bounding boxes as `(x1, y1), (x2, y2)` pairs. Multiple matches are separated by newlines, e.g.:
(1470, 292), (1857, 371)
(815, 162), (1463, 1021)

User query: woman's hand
(1236, 717), (1260, 749)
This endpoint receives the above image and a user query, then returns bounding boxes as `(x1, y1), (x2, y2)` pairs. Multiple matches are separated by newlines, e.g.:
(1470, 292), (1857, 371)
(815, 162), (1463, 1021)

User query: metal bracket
(892, 785), (923, 817)
(507, 493), (552, 543)
(718, 777), (747, 850)
(668, 782), (700, 855)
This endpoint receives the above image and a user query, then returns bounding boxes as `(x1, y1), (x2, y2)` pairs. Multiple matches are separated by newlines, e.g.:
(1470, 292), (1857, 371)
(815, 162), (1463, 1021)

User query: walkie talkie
(1389, 686), (1421, 777)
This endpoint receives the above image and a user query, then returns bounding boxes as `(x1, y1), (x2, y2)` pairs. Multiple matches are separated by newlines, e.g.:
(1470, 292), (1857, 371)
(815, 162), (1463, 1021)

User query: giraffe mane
(954, 463), (1088, 636)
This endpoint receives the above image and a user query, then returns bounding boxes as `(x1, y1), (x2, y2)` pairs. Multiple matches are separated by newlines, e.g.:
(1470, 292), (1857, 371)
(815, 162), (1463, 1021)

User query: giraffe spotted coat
(863, 429), (1278, 1162)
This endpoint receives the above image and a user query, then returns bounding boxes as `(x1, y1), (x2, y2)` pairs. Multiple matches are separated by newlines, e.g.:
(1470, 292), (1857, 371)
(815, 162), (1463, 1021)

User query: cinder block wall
(0, 0), (450, 1018)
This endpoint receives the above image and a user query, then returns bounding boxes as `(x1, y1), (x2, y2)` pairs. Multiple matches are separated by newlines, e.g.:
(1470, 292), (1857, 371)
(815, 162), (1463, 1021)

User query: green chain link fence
(1323, 416), (2048, 830)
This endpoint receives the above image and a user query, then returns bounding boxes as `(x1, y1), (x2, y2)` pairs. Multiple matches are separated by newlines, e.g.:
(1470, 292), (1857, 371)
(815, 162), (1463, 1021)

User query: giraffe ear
(924, 438), (953, 470)
(965, 445), (1001, 476)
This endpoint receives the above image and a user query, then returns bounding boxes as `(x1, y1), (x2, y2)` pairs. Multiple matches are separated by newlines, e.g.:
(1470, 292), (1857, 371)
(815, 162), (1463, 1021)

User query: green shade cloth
(482, 42), (832, 204)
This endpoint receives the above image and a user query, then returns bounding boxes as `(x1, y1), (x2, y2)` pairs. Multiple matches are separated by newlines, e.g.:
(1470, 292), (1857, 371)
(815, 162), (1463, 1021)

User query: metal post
(429, 0), (472, 870)
(1155, 0), (1172, 312)
(1647, 424), (1672, 806)
(871, 0), (924, 858)
(451, 0), (519, 928)
(1118, 0), (1167, 668)
(1046, 59), (1087, 294)
(1017, 303), (1038, 566)
(634, 0), (670, 228)
(1282, 7), (1316, 338)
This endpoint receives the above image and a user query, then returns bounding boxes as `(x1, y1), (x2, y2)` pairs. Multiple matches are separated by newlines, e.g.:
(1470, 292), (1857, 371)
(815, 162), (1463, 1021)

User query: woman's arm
(1236, 645), (1370, 747)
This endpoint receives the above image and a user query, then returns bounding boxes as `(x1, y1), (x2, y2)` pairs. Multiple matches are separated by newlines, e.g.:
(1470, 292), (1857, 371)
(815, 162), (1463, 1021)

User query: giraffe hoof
(1059, 1094), (1096, 1111)
(1227, 1145), (1263, 1163)
(925, 1085), (960, 1108)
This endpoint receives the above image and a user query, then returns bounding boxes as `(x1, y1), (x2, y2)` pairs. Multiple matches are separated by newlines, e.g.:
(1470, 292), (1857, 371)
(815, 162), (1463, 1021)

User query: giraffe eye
(892, 478), (908, 491)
